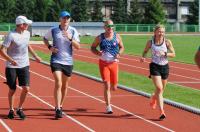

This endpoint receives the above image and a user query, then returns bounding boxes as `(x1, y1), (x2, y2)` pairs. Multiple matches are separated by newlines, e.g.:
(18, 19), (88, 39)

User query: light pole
(176, 0), (181, 32)
(199, 0), (200, 32)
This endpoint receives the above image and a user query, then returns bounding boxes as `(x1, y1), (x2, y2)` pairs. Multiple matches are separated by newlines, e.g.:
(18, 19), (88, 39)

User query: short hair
(154, 24), (165, 32)
(103, 19), (113, 25)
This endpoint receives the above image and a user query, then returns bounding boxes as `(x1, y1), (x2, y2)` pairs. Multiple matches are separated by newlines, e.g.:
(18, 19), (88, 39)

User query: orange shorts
(99, 59), (118, 85)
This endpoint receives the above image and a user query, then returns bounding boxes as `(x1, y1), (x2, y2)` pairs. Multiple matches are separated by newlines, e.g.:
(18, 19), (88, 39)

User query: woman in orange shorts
(91, 19), (124, 114)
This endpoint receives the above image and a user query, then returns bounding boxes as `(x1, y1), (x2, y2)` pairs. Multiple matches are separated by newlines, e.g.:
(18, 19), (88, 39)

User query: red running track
(32, 44), (200, 90)
(0, 51), (199, 131)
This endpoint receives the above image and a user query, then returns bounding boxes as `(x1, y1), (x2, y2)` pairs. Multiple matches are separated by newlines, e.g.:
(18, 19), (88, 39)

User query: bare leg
(151, 76), (165, 113)
(8, 89), (15, 110)
(104, 82), (111, 106)
(18, 86), (29, 109)
(60, 74), (71, 107)
(53, 71), (62, 109)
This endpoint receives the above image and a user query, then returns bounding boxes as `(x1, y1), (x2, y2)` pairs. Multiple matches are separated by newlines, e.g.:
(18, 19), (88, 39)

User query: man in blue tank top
(91, 19), (124, 114)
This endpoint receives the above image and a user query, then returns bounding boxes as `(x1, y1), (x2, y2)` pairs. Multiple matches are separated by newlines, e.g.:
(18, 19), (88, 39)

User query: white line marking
(77, 48), (200, 72)
(0, 119), (12, 132)
(0, 74), (95, 132)
(32, 44), (200, 73)
(170, 81), (200, 84)
(32, 45), (200, 78)
(0, 95), (140, 99)
(30, 69), (174, 132)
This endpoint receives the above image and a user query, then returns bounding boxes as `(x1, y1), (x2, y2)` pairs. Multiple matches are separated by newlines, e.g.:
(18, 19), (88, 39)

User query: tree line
(0, 0), (198, 24)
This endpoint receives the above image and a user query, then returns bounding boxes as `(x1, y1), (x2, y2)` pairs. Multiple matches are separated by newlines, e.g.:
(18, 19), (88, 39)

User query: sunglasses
(106, 24), (114, 28)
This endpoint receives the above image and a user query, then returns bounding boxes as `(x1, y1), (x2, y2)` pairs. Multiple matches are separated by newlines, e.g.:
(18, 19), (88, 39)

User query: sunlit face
(60, 16), (70, 26)
(104, 20), (114, 34)
(154, 27), (165, 38)
(18, 23), (29, 31)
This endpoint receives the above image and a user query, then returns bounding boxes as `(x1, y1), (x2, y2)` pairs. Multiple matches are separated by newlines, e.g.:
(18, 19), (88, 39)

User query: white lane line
(30, 70), (174, 132)
(77, 48), (200, 72)
(170, 81), (200, 84)
(32, 45), (200, 77)
(0, 95), (140, 99)
(0, 119), (12, 132)
(0, 74), (95, 132)
(74, 53), (200, 81)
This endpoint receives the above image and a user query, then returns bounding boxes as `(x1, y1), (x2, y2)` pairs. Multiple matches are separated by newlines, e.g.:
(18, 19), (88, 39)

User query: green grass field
(80, 35), (200, 64)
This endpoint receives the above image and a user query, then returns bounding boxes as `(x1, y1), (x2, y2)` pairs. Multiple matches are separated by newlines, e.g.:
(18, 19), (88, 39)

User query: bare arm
(43, 37), (58, 53)
(0, 45), (17, 65)
(28, 45), (42, 62)
(116, 34), (124, 58)
(91, 36), (102, 56)
(140, 40), (151, 62)
(195, 50), (200, 69)
(62, 31), (80, 49)
(166, 39), (175, 58)
(71, 39), (80, 49)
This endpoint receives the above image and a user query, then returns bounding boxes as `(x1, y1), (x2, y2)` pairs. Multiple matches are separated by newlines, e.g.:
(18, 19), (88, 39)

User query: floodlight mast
(199, 0), (200, 32)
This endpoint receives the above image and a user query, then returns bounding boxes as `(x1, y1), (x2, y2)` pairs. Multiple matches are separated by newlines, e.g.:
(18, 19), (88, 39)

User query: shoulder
(116, 33), (121, 39)
(24, 30), (30, 35)
(165, 39), (172, 47)
(69, 26), (77, 32)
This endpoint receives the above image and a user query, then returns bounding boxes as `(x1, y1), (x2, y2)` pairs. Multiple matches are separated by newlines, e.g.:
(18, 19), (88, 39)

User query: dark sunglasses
(106, 24), (114, 28)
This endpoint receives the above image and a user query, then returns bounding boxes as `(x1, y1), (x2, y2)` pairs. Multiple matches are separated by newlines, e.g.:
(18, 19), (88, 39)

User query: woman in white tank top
(140, 24), (175, 120)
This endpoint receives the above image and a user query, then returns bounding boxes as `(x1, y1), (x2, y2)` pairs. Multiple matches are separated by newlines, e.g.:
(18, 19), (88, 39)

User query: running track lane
(31, 44), (200, 90)
(1, 59), (199, 131)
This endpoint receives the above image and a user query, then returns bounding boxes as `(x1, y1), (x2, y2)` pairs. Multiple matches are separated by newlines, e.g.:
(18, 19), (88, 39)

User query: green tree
(71, 0), (89, 22)
(128, 0), (142, 24)
(186, 0), (198, 24)
(14, 0), (35, 20)
(111, 0), (127, 23)
(0, 0), (15, 23)
(142, 0), (166, 24)
(33, 0), (50, 22)
(47, 0), (71, 21)
(91, 0), (103, 22)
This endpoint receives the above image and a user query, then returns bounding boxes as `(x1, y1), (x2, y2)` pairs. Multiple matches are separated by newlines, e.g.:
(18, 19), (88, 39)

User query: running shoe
(159, 111), (166, 120)
(106, 105), (113, 114)
(55, 108), (63, 118)
(16, 109), (26, 120)
(7, 110), (15, 119)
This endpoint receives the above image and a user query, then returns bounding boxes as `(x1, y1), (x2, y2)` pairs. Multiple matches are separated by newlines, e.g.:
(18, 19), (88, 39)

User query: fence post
(8, 24), (11, 32)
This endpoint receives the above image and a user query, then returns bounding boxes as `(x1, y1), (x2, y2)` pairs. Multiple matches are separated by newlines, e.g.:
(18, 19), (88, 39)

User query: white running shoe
(106, 105), (113, 114)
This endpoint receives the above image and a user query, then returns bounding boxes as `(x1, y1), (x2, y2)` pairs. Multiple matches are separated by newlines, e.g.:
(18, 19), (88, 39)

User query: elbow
(75, 44), (81, 50)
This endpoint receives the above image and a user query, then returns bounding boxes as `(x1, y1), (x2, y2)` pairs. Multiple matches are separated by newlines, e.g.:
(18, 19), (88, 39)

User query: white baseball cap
(16, 15), (32, 25)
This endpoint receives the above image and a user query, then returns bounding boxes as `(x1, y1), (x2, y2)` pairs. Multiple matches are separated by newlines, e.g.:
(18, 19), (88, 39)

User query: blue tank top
(100, 32), (119, 57)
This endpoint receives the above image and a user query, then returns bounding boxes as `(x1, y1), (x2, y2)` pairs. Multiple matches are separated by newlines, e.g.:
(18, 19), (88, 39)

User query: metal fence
(0, 23), (199, 35)
(115, 24), (200, 32)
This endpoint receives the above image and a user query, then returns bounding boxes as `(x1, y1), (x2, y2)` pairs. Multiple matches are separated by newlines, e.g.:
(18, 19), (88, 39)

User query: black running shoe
(55, 109), (62, 118)
(159, 114), (166, 120)
(16, 109), (26, 120)
(7, 110), (15, 119)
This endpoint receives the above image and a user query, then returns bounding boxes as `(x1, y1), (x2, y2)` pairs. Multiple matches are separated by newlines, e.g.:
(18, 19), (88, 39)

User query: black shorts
(149, 62), (169, 80)
(50, 63), (73, 77)
(6, 66), (30, 90)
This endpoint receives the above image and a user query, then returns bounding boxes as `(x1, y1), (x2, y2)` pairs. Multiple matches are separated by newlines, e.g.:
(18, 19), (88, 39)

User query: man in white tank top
(140, 24), (175, 120)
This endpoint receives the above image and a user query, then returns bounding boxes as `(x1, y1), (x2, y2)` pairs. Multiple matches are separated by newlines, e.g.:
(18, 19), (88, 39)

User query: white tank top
(151, 38), (168, 65)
